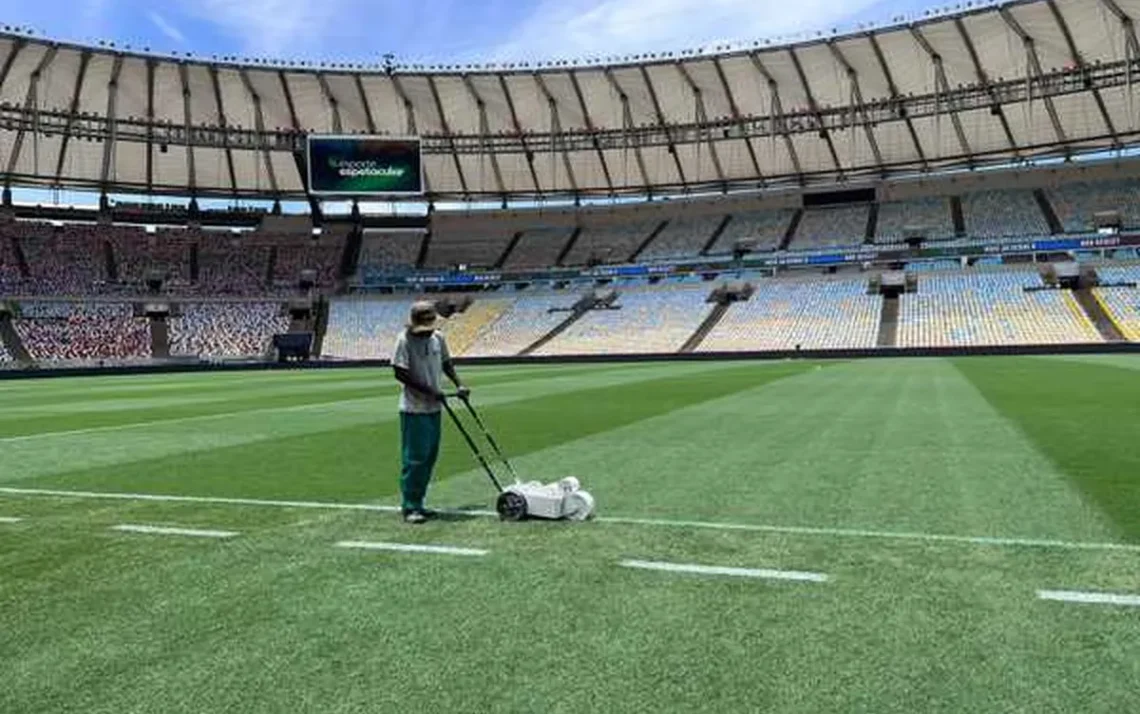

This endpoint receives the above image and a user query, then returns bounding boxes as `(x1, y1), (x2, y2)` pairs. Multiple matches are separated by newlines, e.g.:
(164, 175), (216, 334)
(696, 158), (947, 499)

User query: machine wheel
(496, 491), (528, 521)
(563, 491), (596, 521)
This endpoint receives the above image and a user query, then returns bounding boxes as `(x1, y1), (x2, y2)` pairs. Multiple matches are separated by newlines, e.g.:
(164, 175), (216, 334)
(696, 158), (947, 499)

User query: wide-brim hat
(407, 300), (439, 334)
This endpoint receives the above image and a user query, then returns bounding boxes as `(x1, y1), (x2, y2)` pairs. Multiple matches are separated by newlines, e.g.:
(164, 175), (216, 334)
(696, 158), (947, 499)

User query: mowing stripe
(1037, 590), (1140, 607)
(0, 395), (381, 443)
(5, 486), (1140, 554)
(620, 559), (827, 582)
(111, 524), (239, 539)
(336, 541), (488, 557)
(0, 516), (24, 523)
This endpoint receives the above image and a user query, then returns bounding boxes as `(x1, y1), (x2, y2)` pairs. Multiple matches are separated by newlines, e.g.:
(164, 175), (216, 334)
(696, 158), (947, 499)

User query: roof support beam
(826, 41), (885, 177)
(710, 57), (763, 185)
(999, 8), (1069, 153)
(145, 59), (155, 191)
(910, 26), (975, 166)
(1098, 0), (1140, 58)
(748, 53), (804, 184)
(208, 65), (239, 196)
(179, 63), (196, 194)
(461, 75), (507, 198)
(388, 76), (430, 195)
(953, 18), (1020, 158)
(353, 74), (377, 134)
(867, 33), (928, 170)
(675, 63), (726, 189)
(788, 47), (843, 177)
(638, 66), (688, 188)
(99, 54), (123, 190)
(316, 74), (344, 133)
(6, 45), (57, 179)
(54, 50), (92, 184)
(0, 39), (27, 99)
(426, 75), (468, 197)
(240, 68), (280, 196)
(498, 74), (542, 195)
(568, 70), (615, 195)
(1046, 0), (1117, 146)
(533, 73), (578, 197)
(602, 69), (652, 196)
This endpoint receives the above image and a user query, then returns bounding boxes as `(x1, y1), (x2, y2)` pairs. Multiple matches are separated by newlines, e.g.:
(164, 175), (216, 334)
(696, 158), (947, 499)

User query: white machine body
(505, 477), (595, 521)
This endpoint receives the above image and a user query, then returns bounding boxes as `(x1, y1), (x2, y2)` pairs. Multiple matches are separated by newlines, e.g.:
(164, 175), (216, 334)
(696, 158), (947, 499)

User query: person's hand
(456, 386), (471, 400)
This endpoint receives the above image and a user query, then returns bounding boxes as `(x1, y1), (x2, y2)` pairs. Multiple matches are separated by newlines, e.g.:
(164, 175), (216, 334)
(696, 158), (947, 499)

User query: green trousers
(399, 411), (442, 512)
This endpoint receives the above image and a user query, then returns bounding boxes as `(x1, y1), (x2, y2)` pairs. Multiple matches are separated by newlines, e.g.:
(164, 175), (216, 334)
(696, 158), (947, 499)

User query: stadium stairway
(1074, 287), (1126, 342)
(1034, 189), (1064, 235)
(441, 299), (512, 355)
(0, 314), (31, 362)
(520, 292), (604, 356)
(679, 303), (729, 352)
(149, 315), (171, 358)
(877, 295), (900, 347)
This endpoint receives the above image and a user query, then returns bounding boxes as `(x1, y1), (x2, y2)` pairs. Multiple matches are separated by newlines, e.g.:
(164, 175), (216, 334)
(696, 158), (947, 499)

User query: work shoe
(403, 510), (426, 524)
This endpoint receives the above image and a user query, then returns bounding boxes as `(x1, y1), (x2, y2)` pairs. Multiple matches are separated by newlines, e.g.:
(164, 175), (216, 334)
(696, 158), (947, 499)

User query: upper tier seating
(876, 197), (956, 242)
(426, 226), (512, 269)
(534, 286), (713, 355)
(961, 189), (1049, 238)
(698, 278), (881, 351)
(639, 215), (723, 261)
(1047, 179), (1140, 233)
(560, 222), (659, 266)
(792, 205), (869, 250)
(707, 209), (794, 255)
(897, 270), (1098, 346)
(169, 302), (290, 358)
(503, 227), (575, 270)
(197, 232), (271, 296)
(357, 231), (423, 281)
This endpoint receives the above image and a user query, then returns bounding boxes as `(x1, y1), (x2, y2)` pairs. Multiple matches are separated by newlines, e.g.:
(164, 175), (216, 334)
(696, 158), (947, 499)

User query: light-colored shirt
(391, 330), (450, 414)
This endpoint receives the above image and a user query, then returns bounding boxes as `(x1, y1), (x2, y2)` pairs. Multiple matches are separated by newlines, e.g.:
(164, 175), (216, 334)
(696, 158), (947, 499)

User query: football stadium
(2, 0), (1140, 711)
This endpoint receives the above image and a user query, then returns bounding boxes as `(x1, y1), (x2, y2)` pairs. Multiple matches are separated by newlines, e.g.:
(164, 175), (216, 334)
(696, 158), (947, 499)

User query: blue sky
(3, 0), (934, 66)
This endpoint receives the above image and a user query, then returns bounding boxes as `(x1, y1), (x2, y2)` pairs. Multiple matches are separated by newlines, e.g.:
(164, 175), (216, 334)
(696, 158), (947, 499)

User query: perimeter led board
(306, 136), (424, 196)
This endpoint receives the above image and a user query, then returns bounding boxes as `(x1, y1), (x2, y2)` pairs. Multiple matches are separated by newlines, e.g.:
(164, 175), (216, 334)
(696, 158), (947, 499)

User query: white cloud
(492, 0), (888, 63)
(147, 11), (186, 44)
(180, 0), (345, 57)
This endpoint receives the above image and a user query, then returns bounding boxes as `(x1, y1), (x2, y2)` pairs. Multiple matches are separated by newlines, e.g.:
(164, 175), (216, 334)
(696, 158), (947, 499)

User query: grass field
(2, 356), (1139, 713)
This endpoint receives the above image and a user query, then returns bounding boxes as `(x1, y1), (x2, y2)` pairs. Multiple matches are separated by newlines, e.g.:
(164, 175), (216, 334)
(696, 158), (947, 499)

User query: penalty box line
(3, 486), (1140, 555)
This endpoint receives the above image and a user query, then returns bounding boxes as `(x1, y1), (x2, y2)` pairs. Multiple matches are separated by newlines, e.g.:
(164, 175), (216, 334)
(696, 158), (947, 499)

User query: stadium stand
(321, 298), (416, 360)
(272, 232), (344, 288)
(110, 228), (194, 288)
(639, 215), (723, 261)
(897, 271), (1099, 346)
(0, 231), (22, 294)
(698, 278), (881, 351)
(534, 286), (713, 355)
(16, 302), (150, 361)
(960, 189), (1049, 238)
(706, 209), (794, 255)
(792, 205), (869, 250)
(169, 302), (290, 358)
(197, 232), (272, 296)
(1047, 179), (1140, 233)
(463, 294), (578, 356)
(18, 223), (110, 294)
(1092, 286), (1140, 342)
(0, 338), (11, 365)
(356, 231), (423, 281)
(876, 197), (956, 243)
(426, 226), (513, 269)
(561, 221), (659, 266)
(503, 227), (575, 270)
(438, 299), (515, 355)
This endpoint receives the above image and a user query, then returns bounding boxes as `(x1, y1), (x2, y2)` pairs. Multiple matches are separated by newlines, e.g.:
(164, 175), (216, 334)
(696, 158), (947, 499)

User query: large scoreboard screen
(306, 136), (423, 196)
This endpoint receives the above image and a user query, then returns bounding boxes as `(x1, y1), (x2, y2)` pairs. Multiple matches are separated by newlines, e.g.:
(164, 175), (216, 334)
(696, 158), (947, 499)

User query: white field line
(111, 524), (239, 539)
(620, 559), (827, 582)
(4, 486), (1140, 554)
(0, 396), (380, 443)
(336, 541), (488, 557)
(1038, 590), (1140, 607)
(0, 516), (24, 523)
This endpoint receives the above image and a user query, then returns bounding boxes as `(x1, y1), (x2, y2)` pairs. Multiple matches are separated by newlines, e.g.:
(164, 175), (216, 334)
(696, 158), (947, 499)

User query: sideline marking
(4, 486), (1140, 554)
(337, 541), (488, 557)
(0, 396), (382, 443)
(111, 524), (239, 539)
(620, 559), (827, 582)
(0, 516), (24, 523)
(1038, 590), (1140, 607)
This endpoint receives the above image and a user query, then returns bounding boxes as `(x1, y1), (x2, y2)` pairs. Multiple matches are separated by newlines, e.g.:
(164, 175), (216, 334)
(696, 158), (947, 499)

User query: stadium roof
(1, 0), (1139, 201)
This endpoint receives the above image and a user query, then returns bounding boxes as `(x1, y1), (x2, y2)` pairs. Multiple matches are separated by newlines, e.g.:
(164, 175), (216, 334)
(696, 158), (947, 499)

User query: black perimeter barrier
(3, 342), (1140, 381)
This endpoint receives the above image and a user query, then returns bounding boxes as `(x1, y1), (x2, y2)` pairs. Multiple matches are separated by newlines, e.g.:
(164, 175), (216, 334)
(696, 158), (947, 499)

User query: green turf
(2, 357), (1139, 713)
